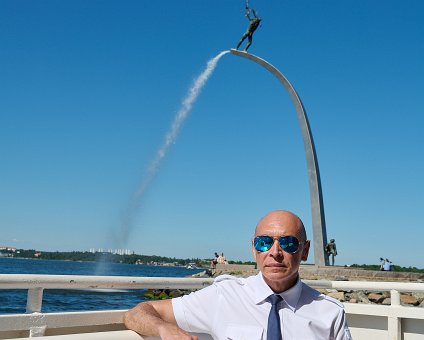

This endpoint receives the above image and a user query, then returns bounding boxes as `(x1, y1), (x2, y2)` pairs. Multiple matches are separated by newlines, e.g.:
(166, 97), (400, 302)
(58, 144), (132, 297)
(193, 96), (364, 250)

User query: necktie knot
(268, 294), (282, 306)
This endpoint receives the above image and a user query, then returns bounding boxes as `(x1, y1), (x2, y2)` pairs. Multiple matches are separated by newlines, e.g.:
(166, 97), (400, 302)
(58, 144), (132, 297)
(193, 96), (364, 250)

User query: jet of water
(114, 50), (230, 249)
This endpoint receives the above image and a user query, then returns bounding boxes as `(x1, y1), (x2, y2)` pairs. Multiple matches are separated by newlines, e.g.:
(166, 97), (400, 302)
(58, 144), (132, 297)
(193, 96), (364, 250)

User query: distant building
(89, 248), (134, 255)
(0, 246), (17, 252)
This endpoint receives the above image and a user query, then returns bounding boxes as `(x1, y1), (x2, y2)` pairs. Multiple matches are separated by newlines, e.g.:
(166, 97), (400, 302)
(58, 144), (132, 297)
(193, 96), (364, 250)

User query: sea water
(0, 258), (203, 314)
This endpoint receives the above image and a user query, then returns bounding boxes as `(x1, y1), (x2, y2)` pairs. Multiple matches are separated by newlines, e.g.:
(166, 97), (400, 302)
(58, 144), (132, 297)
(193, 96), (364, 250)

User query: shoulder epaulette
(214, 274), (245, 285)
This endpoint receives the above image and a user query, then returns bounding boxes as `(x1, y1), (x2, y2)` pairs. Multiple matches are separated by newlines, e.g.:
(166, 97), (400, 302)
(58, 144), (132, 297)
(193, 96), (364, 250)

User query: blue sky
(1, 0), (423, 268)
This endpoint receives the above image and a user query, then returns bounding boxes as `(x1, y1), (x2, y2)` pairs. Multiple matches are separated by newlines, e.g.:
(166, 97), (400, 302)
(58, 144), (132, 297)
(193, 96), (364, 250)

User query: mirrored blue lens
(254, 236), (273, 252)
(279, 236), (299, 254)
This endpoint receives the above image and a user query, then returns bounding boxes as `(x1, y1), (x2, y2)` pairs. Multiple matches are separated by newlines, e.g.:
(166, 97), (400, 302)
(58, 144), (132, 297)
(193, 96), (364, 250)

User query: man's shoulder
(301, 281), (345, 309)
(213, 273), (261, 290)
(213, 274), (248, 286)
(321, 293), (345, 309)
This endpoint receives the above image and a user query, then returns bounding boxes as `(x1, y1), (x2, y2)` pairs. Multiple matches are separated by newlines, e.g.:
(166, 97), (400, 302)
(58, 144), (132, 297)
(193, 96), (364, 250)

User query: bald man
(124, 210), (352, 340)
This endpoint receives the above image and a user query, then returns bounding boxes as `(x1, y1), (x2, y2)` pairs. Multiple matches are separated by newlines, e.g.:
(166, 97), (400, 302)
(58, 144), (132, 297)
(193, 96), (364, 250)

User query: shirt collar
(253, 272), (303, 312)
(253, 272), (274, 305)
(279, 277), (302, 312)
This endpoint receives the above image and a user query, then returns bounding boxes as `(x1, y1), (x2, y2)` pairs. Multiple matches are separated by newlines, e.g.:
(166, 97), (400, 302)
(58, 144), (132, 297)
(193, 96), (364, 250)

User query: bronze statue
(236, 2), (262, 51)
(325, 239), (338, 266)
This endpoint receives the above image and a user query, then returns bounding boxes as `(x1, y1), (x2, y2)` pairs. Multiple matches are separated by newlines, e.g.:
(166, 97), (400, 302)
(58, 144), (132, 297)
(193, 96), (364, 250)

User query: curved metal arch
(230, 49), (328, 266)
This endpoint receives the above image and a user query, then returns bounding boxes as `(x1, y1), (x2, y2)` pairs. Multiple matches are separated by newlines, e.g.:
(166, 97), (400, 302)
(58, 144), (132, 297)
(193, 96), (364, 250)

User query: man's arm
(124, 299), (198, 340)
(245, 4), (252, 20)
(333, 309), (352, 340)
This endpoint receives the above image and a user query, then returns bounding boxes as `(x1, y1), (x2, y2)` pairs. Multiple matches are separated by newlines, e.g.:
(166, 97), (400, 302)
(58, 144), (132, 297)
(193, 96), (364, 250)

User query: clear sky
(1, 0), (423, 268)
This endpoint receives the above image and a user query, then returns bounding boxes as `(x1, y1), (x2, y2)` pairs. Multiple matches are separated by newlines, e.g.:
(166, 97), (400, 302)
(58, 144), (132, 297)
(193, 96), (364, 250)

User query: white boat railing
(0, 274), (423, 339)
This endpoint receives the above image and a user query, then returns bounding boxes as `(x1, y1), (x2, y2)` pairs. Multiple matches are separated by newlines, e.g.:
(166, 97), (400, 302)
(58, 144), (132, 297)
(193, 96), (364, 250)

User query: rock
(400, 294), (419, 306)
(349, 298), (358, 303)
(169, 289), (185, 298)
(327, 291), (345, 301)
(144, 288), (193, 300)
(326, 289), (338, 293)
(368, 293), (385, 303)
(158, 292), (169, 300)
(144, 289), (162, 300)
(356, 291), (371, 304)
(419, 300), (424, 308)
(382, 298), (391, 305)
(413, 292), (424, 301)
(381, 291), (391, 298)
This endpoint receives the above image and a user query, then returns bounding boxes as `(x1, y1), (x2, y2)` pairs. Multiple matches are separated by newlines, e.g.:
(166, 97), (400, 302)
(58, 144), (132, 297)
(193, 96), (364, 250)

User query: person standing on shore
(383, 258), (393, 271)
(124, 210), (352, 339)
(210, 252), (219, 269)
(217, 252), (228, 264)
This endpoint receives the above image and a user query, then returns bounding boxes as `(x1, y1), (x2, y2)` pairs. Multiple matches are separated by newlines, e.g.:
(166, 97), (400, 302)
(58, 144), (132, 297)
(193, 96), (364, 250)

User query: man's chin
(262, 268), (298, 290)
(265, 264), (288, 270)
(263, 266), (290, 277)
(262, 266), (293, 280)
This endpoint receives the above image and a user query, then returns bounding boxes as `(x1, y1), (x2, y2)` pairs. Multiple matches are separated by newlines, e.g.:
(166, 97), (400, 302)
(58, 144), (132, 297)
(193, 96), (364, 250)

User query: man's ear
(301, 240), (310, 261)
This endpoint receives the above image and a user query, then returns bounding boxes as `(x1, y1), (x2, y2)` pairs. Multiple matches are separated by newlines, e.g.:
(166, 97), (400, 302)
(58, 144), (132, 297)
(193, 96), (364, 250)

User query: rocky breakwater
(143, 265), (424, 307)
(143, 264), (253, 300)
(302, 265), (424, 307)
(144, 288), (192, 300)
(299, 265), (424, 282)
(319, 288), (424, 307)
(143, 285), (424, 308)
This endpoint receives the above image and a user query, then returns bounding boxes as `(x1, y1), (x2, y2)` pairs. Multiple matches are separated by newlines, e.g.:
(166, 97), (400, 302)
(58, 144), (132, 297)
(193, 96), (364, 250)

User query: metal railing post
(26, 287), (44, 313)
(26, 288), (47, 337)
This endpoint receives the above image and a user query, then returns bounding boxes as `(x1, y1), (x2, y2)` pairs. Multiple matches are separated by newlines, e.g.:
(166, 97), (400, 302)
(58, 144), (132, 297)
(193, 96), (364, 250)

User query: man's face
(252, 211), (310, 292)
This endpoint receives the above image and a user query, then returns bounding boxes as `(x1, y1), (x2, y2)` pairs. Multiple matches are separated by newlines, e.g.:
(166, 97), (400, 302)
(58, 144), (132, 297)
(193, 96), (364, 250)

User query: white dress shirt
(172, 273), (352, 340)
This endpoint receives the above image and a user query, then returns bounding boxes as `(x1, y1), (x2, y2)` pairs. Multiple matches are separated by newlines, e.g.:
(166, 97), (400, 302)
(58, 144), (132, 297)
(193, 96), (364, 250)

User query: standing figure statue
(325, 239), (338, 266)
(236, 1), (262, 51)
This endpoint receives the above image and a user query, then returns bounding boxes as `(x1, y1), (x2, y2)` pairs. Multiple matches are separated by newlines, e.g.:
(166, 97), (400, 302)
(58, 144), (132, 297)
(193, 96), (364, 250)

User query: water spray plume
(115, 50), (230, 248)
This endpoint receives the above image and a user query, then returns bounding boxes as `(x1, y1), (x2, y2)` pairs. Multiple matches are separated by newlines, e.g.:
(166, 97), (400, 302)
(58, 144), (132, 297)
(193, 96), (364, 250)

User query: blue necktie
(267, 294), (282, 340)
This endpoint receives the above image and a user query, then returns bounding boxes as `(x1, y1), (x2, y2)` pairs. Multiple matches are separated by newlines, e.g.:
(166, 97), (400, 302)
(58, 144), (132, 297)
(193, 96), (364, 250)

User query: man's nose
(269, 239), (283, 257)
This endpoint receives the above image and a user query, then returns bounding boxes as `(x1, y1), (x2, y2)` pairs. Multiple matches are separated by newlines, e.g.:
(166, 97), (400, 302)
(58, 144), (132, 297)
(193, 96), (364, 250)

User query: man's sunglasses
(253, 235), (300, 254)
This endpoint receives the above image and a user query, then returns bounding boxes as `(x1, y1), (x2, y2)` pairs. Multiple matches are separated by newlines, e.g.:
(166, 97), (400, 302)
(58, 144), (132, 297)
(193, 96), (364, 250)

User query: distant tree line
(228, 260), (256, 266)
(5, 249), (258, 267)
(3, 249), (422, 272)
(8, 249), (207, 266)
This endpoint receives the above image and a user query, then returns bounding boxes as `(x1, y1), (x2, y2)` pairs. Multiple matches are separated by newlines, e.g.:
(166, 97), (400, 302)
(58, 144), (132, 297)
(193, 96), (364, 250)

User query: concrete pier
(214, 264), (424, 282)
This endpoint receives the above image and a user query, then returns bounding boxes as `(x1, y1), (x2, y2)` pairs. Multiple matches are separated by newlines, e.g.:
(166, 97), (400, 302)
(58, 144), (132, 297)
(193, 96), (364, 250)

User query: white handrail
(0, 274), (214, 289)
(303, 279), (424, 292)
(0, 274), (423, 339)
(1, 274), (423, 292)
